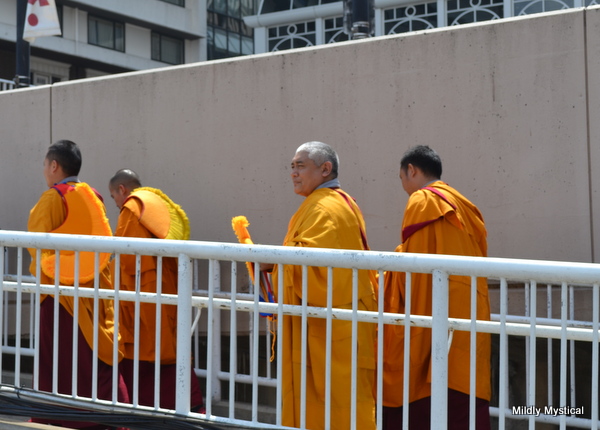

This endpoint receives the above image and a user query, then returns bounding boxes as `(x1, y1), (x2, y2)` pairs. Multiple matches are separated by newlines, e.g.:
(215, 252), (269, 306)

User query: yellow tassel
(232, 215), (277, 352)
(232, 215), (252, 245)
(232, 216), (255, 280)
(270, 319), (277, 362)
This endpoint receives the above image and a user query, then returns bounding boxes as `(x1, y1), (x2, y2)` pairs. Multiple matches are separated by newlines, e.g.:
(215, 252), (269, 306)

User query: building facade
(1, 0), (598, 88)
(244, 0), (599, 54)
(0, 0), (209, 83)
(0, 0), (260, 86)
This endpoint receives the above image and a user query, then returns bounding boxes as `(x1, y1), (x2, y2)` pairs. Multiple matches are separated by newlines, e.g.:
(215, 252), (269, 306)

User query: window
(267, 21), (316, 51)
(88, 16), (124, 51)
(159, 0), (185, 5)
(31, 73), (62, 86)
(259, 0), (338, 14)
(384, 4), (437, 34)
(207, 0), (255, 60)
(151, 32), (185, 64)
(56, 4), (63, 37)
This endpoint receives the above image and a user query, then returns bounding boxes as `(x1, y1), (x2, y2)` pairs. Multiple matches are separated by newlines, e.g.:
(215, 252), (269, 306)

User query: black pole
(15, 0), (30, 87)
(352, 0), (371, 39)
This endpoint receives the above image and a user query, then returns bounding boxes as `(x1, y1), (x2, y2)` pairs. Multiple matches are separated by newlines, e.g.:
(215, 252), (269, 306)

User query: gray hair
(296, 141), (339, 177)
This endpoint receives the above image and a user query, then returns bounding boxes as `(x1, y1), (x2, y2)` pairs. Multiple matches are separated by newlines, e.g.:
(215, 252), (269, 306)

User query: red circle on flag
(27, 14), (39, 27)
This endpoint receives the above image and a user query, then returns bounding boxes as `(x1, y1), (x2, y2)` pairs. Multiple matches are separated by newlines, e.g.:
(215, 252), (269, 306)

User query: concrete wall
(2, 7), (600, 263)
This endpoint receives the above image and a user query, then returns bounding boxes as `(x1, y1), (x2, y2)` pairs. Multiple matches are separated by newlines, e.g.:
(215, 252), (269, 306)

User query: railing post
(176, 253), (193, 415)
(210, 259), (222, 403)
(0, 245), (4, 381)
(431, 269), (448, 430)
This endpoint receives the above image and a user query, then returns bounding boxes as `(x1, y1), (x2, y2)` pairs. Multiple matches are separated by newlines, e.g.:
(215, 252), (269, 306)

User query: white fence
(0, 79), (16, 92)
(0, 230), (599, 429)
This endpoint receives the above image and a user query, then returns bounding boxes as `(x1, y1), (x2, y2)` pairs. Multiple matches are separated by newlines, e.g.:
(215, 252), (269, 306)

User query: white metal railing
(0, 79), (16, 92)
(0, 230), (599, 429)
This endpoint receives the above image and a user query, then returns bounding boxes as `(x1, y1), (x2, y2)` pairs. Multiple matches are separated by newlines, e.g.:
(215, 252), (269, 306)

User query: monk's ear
(49, 159), (59, 173)
(118, 184), (129, 196)
(321, 161), (333, 177)
(407, 163), (418, 178)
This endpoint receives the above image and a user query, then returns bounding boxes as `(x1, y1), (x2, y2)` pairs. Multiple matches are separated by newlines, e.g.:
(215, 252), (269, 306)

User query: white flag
(23, 0), (62, 44)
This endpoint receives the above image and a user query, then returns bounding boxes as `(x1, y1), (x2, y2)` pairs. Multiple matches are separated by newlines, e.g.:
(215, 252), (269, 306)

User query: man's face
(290, 151), (328, 197)
(109, 185), (128, 209)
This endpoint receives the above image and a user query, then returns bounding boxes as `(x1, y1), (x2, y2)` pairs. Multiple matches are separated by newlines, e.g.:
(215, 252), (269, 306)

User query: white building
(244, 0), (599, 53)
(1, 0), (597, 88)
(0, 0), (210, 84)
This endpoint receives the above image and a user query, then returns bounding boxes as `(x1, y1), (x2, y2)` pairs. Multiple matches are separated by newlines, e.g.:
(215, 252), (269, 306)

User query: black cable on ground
(0, 388), (231, 430)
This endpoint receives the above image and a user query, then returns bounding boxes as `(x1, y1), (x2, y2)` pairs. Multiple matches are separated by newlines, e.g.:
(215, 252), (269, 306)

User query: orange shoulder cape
(124, 187), (190, 240)
(41, 183), (112, 285)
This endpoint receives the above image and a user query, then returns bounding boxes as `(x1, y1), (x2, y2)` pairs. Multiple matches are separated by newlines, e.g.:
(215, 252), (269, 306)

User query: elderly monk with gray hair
(266, 141), (377, 430)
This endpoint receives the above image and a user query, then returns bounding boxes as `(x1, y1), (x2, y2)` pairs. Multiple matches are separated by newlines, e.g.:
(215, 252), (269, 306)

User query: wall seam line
(584, 7), (595, 263)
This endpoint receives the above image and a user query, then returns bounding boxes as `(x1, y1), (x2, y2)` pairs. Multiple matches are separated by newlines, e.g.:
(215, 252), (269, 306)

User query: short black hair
(400, 145), (442, 179)
(46, 140), (82, 177)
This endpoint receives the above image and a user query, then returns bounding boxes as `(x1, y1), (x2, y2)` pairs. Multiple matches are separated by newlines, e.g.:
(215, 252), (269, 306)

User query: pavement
(0, 372), (276, 430)
(0, 416), (70, 430)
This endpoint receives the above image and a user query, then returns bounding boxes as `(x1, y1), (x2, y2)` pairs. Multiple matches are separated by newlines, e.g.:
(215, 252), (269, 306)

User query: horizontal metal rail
(2, 280), (598, 343)
(2, 230), (600, 283)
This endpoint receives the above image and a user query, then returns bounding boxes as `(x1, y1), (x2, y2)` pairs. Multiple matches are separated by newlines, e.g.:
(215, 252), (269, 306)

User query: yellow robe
(273, 187), (377, 430)
(381, 180), (491, 407)
(28, 183), (120, 366)
(114, 188), (183, 363)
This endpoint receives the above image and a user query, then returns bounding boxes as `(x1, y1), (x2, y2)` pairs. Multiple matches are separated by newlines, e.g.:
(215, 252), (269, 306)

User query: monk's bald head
(109, 169), (142, 192)
(108, 169), (142, 209)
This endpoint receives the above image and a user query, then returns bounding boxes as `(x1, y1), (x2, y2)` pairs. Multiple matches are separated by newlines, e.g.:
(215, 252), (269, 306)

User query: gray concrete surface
(2, 8), (600, 263)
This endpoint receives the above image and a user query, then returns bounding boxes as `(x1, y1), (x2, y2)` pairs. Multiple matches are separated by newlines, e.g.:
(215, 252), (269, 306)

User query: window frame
(87, 15), (125, 52)
(158, 0), (185, 6)
(151, 31), (185, 65)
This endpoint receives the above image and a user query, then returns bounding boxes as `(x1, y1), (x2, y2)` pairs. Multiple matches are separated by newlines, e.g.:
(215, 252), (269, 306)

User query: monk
(28, 140), (129, 429)
(108, 169), (203, 411)
(268, 141), (377, 430)
(380, 145), (491, 429)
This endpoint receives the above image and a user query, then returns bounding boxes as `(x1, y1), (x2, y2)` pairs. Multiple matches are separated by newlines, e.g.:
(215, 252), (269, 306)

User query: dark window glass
(241, 36), (253, 54)
(56, 4), (63, 36)
(228, 33), (241, 54)
(215, 28), (228, 51)
(241, 0), (255, 16)
(151, 32), (184, 64)
(159, 0), (185, 6)
(260, 0), (290, 13)
(88, 16), (124, 52)
(242, 22), (253, 37)
(228, 0), (241, 17)
(227, 17), (241, 32)
(207, 0), (255, 60)
(151, 33), (161, 60)
(213, 0), (227, 14)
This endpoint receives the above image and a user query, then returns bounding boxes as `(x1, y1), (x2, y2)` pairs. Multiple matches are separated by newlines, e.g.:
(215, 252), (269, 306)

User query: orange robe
(114, 187), (204, 411)
(381, 180), (491, 407)
(273, 187), (377, 430)
(27, 182), (120, 366)
(114, 189), (181, 363)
